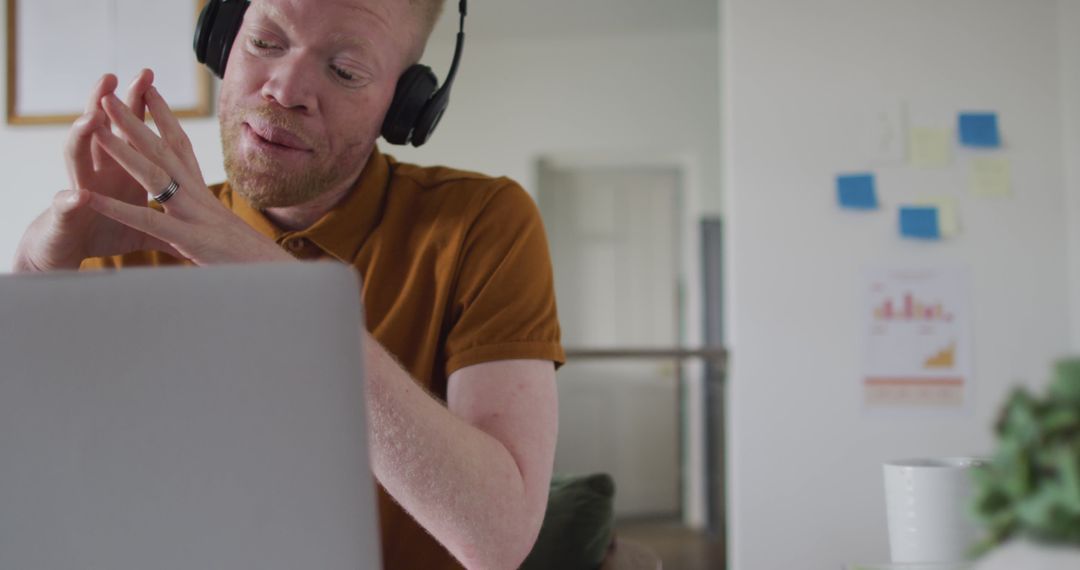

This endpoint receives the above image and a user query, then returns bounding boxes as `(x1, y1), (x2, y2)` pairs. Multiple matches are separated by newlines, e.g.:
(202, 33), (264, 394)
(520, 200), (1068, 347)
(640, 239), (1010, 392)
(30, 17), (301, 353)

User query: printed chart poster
(863, 267), (972, 409)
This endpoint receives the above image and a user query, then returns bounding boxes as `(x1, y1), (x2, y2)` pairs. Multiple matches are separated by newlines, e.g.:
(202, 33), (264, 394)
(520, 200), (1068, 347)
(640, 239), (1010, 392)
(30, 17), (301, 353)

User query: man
(12, 0), (563, 568)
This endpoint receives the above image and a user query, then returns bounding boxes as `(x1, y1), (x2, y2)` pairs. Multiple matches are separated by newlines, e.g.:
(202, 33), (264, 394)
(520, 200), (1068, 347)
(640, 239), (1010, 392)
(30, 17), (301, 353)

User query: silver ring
(153, 179), (180, 204)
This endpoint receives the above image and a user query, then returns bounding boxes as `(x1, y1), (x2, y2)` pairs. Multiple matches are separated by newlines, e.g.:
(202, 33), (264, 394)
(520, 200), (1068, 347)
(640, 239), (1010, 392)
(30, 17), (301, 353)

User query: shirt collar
(225, 145), (392, 264)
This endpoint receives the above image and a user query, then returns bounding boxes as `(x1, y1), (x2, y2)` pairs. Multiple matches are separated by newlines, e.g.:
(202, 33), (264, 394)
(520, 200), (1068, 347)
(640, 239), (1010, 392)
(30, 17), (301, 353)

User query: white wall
(395, 30), (722, 216)
(723, 1), (1071, 568)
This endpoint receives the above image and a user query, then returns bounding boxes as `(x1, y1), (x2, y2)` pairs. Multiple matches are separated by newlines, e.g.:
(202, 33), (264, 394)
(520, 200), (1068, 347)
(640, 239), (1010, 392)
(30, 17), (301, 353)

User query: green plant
(972, 358), (1080, 553)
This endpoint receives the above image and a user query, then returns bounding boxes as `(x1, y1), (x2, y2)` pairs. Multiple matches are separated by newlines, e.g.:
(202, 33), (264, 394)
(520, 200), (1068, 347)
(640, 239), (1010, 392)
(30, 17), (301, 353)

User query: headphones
(194, 0), (467, 147)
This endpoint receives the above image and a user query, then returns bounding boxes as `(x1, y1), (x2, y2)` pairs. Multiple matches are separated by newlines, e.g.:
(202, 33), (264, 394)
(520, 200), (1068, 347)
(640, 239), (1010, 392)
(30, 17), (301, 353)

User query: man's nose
(260, 56), (319, 113)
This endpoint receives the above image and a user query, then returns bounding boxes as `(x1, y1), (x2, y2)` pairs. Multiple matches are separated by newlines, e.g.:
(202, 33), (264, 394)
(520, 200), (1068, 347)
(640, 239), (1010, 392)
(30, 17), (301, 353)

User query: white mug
(883, 457), (988, 563)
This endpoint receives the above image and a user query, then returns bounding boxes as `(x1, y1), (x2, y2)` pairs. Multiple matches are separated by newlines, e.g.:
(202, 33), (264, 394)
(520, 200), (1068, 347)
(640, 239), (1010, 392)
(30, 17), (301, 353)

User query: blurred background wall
(723, 0), (1080, 567)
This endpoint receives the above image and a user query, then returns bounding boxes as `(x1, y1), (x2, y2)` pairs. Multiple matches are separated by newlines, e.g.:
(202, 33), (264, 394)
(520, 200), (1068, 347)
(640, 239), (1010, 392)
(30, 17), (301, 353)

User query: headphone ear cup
(193, 0), (250, 78)
(381, 65), (438, 146)
(410, 87), (450, 147)
(194, 0), (220, 66)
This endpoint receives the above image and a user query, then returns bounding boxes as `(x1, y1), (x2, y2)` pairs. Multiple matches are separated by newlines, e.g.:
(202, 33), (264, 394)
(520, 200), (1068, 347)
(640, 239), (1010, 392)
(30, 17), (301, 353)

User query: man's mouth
(244, 120), (313, 152)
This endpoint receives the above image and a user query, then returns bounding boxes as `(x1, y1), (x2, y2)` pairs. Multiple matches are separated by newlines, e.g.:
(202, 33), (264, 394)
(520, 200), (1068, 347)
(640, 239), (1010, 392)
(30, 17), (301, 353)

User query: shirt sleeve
(79, 250), (188, 271)
(443, 180), (565, 376)
(79, 256), (111, 271)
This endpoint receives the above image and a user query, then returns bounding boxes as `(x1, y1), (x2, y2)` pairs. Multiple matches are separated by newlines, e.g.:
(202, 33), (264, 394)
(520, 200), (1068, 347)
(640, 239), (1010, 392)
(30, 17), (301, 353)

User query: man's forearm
(363, 335), (545, 570)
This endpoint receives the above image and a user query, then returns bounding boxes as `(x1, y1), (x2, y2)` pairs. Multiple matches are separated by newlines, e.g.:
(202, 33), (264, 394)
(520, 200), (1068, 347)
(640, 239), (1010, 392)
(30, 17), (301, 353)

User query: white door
(539, 162), (683, 518)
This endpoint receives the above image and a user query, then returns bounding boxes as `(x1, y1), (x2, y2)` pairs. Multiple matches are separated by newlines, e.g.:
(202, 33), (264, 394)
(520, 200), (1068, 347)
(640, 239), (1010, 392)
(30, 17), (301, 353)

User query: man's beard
(220, 107), (354, 210)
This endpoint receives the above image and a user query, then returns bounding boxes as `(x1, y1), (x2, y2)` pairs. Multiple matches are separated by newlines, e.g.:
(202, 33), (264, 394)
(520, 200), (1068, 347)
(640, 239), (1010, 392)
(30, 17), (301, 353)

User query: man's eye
(330, 64), (358, 83)
(250, 37), (279, 51)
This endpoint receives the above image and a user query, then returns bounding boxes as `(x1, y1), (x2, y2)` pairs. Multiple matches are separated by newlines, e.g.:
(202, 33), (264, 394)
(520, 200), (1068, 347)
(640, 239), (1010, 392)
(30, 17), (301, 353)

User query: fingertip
(53, 188), (85, 213)
(100, 93), (120, 114)
(128, 68), (152, 90)
(70, 188), (87, 205)
(100, 73), (118, 93)
(86, 75), (117, 114)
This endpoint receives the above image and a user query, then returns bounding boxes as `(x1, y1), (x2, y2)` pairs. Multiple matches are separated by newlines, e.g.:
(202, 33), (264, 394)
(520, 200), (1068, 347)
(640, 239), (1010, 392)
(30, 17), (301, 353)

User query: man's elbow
(504, 507), (546, 570)
(459, 501), (546, 570)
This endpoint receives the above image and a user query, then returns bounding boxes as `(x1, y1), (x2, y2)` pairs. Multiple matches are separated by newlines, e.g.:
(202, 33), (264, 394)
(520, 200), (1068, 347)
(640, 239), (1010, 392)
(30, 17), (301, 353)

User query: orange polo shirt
(80, 146), (565, 569)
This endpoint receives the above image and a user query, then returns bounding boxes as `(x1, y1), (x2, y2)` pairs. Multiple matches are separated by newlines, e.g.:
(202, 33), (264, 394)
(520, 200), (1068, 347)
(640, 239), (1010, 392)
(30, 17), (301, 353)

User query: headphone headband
(438, 0), (467, 106)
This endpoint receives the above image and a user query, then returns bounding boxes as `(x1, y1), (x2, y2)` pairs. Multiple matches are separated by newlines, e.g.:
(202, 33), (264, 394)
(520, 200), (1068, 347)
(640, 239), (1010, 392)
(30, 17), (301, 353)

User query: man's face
(218, 0), (420, 209)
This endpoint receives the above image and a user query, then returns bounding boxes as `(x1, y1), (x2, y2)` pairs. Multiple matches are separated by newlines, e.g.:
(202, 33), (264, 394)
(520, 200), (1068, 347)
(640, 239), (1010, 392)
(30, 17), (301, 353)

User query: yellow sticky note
(909, 128), (953, 168)
(970, 157), (1012, 197)
(915, 197), (960, 238)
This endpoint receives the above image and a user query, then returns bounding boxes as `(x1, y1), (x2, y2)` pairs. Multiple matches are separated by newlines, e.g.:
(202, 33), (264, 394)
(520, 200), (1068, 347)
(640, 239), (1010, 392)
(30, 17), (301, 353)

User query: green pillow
(520, 473), (616, 570)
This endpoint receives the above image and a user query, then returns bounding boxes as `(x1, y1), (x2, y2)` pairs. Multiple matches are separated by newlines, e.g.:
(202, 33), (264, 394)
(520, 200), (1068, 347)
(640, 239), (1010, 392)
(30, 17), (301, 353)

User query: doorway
(539, 160), (686, 519)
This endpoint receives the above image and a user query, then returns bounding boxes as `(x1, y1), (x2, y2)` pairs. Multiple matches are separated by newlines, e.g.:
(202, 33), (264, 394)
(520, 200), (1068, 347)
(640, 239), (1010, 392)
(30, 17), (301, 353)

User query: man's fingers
(86, 193), (185, 245)
(92, 126), (179, 207)
(65, 111), (107, 190)
(66, 74), (119, 188)
(84, 74), (118, 114)
(123, 68), (154, 123)
(51, 188), (186, 261)
(145, 86), (201, 174)
(99, 95), (205, 208)
(84, 74), (117, 139)
(101, 93), (162, 158)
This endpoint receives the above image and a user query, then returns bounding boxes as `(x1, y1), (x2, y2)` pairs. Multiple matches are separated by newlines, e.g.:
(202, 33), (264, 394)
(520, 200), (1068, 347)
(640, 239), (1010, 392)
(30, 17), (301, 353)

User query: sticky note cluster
(836, 106), (1010, 244)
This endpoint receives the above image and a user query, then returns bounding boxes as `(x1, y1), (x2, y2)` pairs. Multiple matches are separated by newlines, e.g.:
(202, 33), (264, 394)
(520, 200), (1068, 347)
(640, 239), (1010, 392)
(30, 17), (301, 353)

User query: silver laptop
(0, 262), (381, 569)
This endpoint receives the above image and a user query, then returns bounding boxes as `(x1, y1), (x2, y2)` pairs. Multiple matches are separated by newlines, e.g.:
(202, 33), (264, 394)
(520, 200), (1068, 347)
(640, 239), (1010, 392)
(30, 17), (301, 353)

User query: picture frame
(5, 0), (212, 126)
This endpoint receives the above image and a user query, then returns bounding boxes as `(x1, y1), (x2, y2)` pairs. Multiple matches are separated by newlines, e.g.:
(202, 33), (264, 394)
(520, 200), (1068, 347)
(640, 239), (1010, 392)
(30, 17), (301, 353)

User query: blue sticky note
(899, 206), (941, 240)
(958, 112), (1001, 148)
(837, 173), (878, 210)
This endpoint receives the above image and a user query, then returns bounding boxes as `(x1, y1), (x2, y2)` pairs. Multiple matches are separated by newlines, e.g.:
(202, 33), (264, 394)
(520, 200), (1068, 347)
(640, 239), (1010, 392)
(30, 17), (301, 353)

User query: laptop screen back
(0, 263), (380, 569)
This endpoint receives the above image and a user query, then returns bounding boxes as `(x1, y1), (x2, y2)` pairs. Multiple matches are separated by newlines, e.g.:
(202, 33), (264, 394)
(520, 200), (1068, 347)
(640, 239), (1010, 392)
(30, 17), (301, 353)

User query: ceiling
(430, 0), (720, 41)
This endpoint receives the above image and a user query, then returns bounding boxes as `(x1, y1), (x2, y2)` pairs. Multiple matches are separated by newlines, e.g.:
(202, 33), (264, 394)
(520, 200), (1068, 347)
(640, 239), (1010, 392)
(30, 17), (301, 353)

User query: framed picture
(6, 0), (211, 125)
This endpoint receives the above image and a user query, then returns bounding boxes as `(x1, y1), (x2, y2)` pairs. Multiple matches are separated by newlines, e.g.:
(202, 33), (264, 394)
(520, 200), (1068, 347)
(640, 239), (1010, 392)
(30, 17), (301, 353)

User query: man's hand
(83, 86), (292, 266)
(13, 71), (184, 272)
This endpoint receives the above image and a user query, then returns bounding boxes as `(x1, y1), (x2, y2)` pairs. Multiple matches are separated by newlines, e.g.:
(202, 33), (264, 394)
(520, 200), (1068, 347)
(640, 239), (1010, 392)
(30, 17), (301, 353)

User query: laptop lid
(0, 262), (380, 569)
